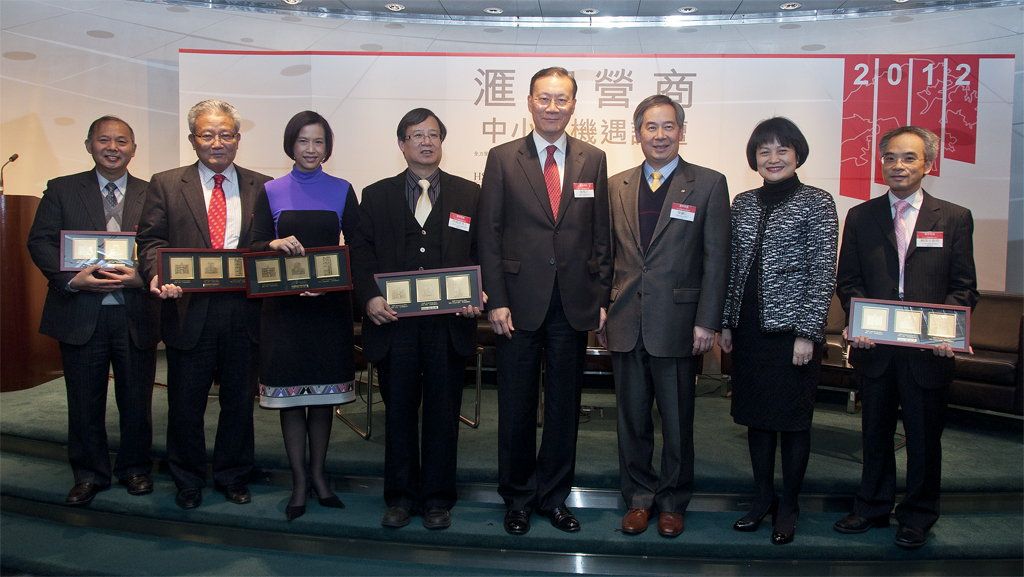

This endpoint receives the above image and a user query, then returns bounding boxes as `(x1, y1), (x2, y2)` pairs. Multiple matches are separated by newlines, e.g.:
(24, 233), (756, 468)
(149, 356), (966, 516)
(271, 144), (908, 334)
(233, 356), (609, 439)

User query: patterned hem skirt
(259, 380), (356, 409)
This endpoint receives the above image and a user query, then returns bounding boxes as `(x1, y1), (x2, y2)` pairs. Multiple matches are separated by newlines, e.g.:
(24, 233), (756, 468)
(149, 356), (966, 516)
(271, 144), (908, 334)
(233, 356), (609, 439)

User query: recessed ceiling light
(579, 8), (599, 16)
(893, 0), (911, 3)
(281, 0), (302, 5)
(484, 7), (504, 15)
(385, 3), (405, 11)
(677, 6), (698, 14)
(780, 2), (801, 9)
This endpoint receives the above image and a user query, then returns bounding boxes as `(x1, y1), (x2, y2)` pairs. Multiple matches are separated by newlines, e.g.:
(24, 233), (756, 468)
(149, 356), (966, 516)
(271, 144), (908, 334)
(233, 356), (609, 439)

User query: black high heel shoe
(310, 485), (345, 509)
(285, 504), (306, 521)
(732, 499), (778, 532)
(771, 523), (796, 545)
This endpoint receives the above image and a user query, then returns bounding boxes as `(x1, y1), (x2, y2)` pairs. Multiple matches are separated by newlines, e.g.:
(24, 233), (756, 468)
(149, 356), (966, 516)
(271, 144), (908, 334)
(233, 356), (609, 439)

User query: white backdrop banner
(179, 50), (1014, 289)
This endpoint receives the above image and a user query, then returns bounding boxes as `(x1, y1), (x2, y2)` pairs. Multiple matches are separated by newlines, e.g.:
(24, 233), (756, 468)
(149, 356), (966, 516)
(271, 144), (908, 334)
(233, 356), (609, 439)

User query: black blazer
(836, 191), (978, 387)
(136, 162), (271, 350)
(478, 133), (611, 332)
(27, 170), (160, 348)
(348, 170), (480, 362)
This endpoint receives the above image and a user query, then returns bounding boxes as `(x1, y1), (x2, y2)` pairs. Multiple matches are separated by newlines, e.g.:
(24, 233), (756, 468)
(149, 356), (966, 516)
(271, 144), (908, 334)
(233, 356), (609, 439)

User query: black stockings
(747, 427), (810, 530)
(281, 405), (336, 508)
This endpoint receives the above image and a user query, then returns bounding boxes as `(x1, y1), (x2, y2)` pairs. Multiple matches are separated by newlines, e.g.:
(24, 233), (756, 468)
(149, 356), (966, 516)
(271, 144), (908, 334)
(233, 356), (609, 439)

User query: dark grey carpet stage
(1, 364), (1021, 576)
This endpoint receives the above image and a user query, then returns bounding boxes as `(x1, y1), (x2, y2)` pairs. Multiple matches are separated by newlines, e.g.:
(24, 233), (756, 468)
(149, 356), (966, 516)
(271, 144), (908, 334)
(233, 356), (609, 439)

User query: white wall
(2, 0), (1021, 290)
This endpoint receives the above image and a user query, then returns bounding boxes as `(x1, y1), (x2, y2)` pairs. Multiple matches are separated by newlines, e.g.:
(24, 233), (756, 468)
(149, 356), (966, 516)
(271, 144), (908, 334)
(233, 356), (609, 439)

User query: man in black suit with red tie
(833, 126), (978, 548)
(479, 67), (611, 535)
(28, 116), (161, 506)
(137, 100), (271, 510)
(349, 108), (481, 531)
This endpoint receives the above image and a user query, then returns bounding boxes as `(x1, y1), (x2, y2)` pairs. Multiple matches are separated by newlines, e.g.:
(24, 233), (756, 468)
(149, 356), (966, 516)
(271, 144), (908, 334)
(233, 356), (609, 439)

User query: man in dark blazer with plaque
(833, 125), (977, 549)
(27, 115), (160, 506)
(137, 99), (271, 510)
(349, 108), (481, 531)
(479, 67), (611, 535)
(602, 95), (730, 538)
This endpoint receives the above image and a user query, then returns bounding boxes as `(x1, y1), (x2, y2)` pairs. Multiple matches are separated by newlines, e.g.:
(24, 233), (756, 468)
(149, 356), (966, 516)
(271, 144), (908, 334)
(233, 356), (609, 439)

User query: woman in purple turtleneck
(251, 111), (359, 521)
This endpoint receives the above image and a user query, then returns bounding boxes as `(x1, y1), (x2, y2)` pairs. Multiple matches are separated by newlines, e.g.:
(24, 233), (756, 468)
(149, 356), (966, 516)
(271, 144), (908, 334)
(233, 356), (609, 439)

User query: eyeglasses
(404, 132), (442, 144)
(531, 95), (573, 109)
(192, 132), (239, 144)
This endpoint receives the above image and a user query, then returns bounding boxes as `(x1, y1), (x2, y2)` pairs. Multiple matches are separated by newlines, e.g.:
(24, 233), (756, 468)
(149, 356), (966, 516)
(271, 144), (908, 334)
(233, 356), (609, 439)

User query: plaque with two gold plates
(848, 297), (971, 353)
(60, 230), (137, 271)
(157, 248), (248, 292)
(373, 265), (483, 317)
(243, 246), (352, 297)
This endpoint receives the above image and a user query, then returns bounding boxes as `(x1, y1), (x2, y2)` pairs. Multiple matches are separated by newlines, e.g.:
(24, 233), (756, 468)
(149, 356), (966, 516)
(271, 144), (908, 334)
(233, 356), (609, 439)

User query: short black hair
(529, 67), (578, 99)
(745, 117), (809, 171)
(283, 110), (334, 162)
(396, 108), (447, 142)
(86, 115), (134, 142)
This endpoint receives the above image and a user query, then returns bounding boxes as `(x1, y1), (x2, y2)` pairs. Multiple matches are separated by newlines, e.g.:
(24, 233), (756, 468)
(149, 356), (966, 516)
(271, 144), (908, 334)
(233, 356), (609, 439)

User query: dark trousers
(377, 316), (466, 511)
(165, 294), (256, 490)
(497, 283), (587, 512)
(854, 353), (948, 531)
(59, 306), (155, 486)
(612, 335), (696, 514)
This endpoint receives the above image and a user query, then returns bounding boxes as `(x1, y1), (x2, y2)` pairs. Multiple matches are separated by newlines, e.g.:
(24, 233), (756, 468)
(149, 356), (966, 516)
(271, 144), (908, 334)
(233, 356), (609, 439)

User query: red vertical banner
(944, 55), (980, 163)
(910, 57), (944, 175)
(839, 57), (876, 200)
(874, 56), (911, 185)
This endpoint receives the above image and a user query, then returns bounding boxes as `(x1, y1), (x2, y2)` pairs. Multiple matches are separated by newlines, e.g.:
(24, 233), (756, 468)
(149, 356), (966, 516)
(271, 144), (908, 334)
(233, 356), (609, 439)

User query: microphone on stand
(0, 153), (19, 195)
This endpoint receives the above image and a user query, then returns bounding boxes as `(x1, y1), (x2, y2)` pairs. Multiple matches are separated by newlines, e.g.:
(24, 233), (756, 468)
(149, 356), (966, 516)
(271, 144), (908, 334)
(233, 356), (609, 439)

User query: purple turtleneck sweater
(263, 165), (352, 237)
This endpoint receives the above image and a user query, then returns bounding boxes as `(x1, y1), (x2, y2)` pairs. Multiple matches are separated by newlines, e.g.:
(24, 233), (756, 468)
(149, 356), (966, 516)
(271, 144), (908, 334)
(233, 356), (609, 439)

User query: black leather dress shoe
(66, 482), (104, 506)
(504, 509), (531, 535)
(423, 507), (452, 530)
(120, 474), (154, 496)
(175, 488), (203, 510)
(381, 506), (411, 528)
(895, 525), (927, 549)
(216, 484), (251, 504)
(541, 505), (581, 533)
(833, 513), (890, 534)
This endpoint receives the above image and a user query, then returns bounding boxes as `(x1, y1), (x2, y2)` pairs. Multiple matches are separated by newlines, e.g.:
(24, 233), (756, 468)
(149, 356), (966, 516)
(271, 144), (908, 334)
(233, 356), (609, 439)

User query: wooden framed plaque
(156, 248), (248, 292)
(60, 230), (137, 270)
(243, 246), (352, 297)
(373, 265), (483, 317)
(848, 297), (971, 353)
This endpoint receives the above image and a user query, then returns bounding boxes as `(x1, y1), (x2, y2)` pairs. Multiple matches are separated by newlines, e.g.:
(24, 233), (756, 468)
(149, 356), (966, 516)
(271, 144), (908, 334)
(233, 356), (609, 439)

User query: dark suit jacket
(27, 170), (160, 348)
(478, 133), (611, 332)
(349, 170), (480, 362)
(606, 160), (730, 357)
(836, 190), (978, 388)
(136, 162), (271, 350)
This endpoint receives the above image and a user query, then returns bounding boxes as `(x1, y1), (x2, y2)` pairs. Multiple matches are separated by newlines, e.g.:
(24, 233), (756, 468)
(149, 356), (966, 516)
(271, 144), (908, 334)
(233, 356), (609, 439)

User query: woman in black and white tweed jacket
(719, 117), (838, 545)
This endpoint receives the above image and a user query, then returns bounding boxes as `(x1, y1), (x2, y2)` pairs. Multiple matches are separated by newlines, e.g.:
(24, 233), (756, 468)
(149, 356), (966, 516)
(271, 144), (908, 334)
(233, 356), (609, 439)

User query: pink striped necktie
(894, 199), (910, 275)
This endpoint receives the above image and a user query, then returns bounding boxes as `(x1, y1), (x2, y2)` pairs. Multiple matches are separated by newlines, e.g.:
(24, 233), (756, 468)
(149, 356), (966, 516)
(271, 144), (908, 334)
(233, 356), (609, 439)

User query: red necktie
(209, 173), (226, 249)
(543, 144), (561, 218)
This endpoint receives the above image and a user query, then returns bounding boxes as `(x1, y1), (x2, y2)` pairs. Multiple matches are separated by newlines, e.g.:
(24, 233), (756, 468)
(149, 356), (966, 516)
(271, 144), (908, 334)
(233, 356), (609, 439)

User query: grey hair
(879, 125), (939, 165)
(187, 99), (241, 134)
(632, 94), (685, 132)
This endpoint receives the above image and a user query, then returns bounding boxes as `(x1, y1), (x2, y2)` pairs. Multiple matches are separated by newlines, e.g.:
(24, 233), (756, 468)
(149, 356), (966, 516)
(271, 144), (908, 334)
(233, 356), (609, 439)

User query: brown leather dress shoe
(65, 482), (104, 506)
(621, 508), (651, 535)
(658, 512), (684, 538)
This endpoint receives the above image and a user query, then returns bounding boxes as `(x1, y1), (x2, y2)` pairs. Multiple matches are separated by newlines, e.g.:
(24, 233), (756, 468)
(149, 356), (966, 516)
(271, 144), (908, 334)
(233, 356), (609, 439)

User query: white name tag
(448, 212), (471, 231)
(916, 231), (943, 248)
(573, 183), (595, 198)
(670, 203), (696, 221)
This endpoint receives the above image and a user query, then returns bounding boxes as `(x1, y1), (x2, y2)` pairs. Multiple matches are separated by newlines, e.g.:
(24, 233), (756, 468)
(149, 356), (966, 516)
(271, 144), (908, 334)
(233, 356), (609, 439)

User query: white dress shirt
(197, 162), (242, 249)
(888, 188), (923, 296)
(533, 131), (568, 188)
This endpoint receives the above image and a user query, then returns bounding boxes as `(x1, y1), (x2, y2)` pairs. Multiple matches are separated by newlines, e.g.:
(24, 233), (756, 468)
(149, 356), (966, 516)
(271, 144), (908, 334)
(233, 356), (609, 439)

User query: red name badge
(448, 212), (471, 231)
(573, 183), (595, 198)
(670, 203), (696, 221)
(916, 231), (943, 248)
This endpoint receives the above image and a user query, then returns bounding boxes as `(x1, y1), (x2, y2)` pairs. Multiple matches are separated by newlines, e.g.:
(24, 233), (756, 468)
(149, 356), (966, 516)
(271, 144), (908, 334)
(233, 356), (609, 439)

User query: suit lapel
(236, 166), (258, 245)
(77, 172), (107, 230)
(617, 167), (642, 251)
(181, 163), (211, 248)
(907, 190), (941, 261)
(387, 172), (408, 260)
(648, 160), (695, 251)
(121, 174), (147, 233)
(516, 135), (557, 226)
(871, 193), (898, 255)
(559, 138), (586, 225)
(440, 171), (455, 263)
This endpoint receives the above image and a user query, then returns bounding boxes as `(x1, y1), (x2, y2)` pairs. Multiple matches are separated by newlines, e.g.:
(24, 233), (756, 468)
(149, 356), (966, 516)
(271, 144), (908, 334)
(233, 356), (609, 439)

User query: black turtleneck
(757, 173), (801, 207)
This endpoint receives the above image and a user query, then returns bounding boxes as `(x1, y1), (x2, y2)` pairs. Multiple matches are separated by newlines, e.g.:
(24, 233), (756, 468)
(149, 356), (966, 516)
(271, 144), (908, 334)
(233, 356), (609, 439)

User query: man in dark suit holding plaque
(833, 126), (978, 549)
(349, 108), (481, 530)
(27, 115), (160, 506)
(478, 67), (611, 535)
(137, 99), (271, 510)
(601, 95), (730, 537)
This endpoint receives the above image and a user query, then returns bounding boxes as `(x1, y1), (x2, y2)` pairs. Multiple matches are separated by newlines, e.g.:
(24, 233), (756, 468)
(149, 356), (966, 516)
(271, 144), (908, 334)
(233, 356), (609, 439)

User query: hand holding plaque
(849, 297), (971, 353)
(374, 266), (483, 317)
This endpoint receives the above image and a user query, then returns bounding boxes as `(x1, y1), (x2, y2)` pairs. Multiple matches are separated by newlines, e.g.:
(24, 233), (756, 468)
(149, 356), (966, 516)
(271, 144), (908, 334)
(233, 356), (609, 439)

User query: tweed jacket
(722, 182), (838, 343)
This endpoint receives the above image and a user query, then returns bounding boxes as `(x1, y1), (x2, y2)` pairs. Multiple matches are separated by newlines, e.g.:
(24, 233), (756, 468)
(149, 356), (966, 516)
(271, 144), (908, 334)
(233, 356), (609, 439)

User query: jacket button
(549, 257), (556, 265)
(421, 229), (426, 235)
(419, 247), (426, 253)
